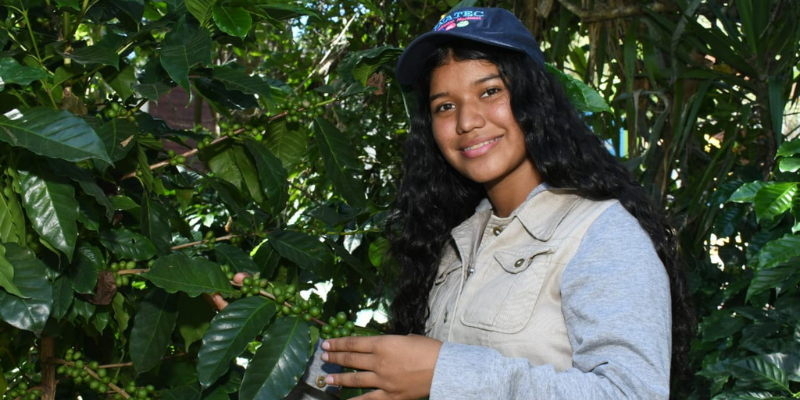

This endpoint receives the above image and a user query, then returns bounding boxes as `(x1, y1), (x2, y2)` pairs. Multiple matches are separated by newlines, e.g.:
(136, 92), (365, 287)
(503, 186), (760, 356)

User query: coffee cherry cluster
(204, 230), (217, 250)
(238, 272), (268, 297)
(320, 311), (356, 339)
(123, 384), (155, 400)
(218, 120), (243, 138)
(3, 381), (41, 400)
(284, 92), (324, 124)
(103, 102), (136, 123)
(109, 260), (136, 287)
(166, 150), (186, 167)
(196, 136), (214, 150)
(56, 349), (109, 390)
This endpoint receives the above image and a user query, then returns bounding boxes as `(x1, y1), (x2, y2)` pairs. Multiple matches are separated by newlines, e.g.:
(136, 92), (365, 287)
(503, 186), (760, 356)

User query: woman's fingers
(322, 350), (375, 370)
(325, 370), (380, 389)
(232, 272), (248, 284)
(322, 336), (380, 353)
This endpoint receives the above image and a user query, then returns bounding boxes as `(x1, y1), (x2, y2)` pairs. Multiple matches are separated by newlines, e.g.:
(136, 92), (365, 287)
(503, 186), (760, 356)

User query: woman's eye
(433, 103), (454, 113)
(482, 87), (501, 98)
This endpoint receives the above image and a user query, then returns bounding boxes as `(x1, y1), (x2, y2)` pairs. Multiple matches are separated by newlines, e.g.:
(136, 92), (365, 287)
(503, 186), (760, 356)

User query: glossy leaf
(130, 288), (178, 373)
(0, 58), (47, 89)
(96, 118), (137, 163)
(0, 108), (112, 163)
(746, 264), (800, 302)
(729, 355), (791, 392)
(778, 157), (800, 173)
(215, 244), (259, 274)
(0, 243), (53, 334)
(51, 276), (74, 321)
(48, 159), (114, 221)
(546, 64), (611, 113)
(313, 118), (367, 208)
(0, 244), (24, 297)
(142, 254), (236, 298)
(70, 243), (103, 294)
(160, 384), (202, 400)
(245, 138), (288, 214)
(0, 180), (25, 244)
(112, 292), (129, 333)
(17, 163), (79, 260)
(268, 230), (333, 273)
(252, 3), (321, 23)
(213, 5), (251, 39)
(132, 82), (173, 101)
(265, 120), (306, 168)
(339, 46), (402, 85)
(185, 0), (214, 25)
(197, 297), (276, 388)
(103, 64), (137, 101)
(141, 196), (172, 255)
(160, 27), (212, 93)
(99, 229), (156, 261)
(754, 183), (797, 221)
(69, 45), (120, 69)
(776, 140), (800, 157)
(728, 181), (767, 204)
(212, 67), (273, 104)
(755, 234), (800, 270)
(239, 317), (310, 400)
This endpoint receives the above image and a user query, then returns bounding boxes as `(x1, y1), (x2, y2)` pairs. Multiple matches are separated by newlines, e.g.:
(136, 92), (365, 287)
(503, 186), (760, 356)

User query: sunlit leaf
(778, 157), (800, 173)
(99, 229), (157, 261)
(728, 181), (767, 204)
(70, 243), (103, 295)
(142, 254), (236, 298)
(0, 108), (112, 163)
(160, 27), (212, 93)
(754, 183), (797, 221)
(239, 317), (310, 400)
(268, 230), (333, 274)
(265, 120), (306, 168)
(0, 243), (24, 297)
(0, 183), (25, 245)
(197, 297), (276, 388)
(0, 58), (47, 89)
(546, 64), (611, 114)
(177, 295), (215, 352)
(212, 67), (273, 105)
(185, 0), (214, 25)
(212, 5), (251, 39)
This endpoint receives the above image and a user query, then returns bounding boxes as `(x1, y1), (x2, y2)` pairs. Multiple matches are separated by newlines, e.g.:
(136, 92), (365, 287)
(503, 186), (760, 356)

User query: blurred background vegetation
(0, 0), (798, 399)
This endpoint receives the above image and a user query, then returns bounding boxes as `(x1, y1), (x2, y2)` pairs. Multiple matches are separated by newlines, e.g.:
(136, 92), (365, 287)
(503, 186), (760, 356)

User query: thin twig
(557, 0), (678, 22)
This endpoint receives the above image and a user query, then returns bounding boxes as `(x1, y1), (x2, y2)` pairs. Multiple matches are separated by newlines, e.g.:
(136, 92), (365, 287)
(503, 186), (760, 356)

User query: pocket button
(514, 258), (525, 268)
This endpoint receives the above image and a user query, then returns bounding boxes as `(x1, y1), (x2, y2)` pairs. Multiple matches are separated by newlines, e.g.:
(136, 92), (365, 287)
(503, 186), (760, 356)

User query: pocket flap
(493, 245), (552, 274)
(434, 261), (461, 284)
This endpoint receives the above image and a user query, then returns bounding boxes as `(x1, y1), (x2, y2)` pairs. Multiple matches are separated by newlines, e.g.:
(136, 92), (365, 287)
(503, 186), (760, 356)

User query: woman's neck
(485, 164), (542, 218)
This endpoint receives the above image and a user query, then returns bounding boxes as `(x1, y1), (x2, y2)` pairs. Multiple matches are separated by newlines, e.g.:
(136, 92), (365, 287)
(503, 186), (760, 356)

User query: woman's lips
(461, 136), (501, 158)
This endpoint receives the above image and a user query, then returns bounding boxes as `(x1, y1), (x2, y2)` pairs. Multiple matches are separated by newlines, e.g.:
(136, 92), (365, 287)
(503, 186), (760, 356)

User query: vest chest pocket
(460, 245), (553, 333)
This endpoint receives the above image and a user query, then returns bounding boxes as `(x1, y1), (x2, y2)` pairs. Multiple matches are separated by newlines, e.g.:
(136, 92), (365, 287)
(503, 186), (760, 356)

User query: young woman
(320, 7), (693, 399)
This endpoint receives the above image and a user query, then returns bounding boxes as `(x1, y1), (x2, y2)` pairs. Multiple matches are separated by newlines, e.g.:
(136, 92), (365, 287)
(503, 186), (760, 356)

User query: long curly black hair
(387, 40), (694, 386)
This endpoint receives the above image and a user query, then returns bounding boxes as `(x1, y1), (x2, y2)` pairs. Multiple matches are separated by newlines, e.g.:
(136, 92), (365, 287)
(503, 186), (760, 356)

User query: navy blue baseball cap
(395, 7), (545, 86)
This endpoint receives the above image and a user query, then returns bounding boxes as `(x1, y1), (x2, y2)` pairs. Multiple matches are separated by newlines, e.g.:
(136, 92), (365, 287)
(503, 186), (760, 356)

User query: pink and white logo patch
(434, 10), (485, 31)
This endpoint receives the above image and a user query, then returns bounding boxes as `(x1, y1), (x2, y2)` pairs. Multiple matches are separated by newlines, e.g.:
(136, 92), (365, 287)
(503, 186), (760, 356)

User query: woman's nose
(456, 101), (485, 134)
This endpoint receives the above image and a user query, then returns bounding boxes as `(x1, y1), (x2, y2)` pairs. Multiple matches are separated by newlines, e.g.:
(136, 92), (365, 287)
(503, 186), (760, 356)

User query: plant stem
(40, 336), (56, 400)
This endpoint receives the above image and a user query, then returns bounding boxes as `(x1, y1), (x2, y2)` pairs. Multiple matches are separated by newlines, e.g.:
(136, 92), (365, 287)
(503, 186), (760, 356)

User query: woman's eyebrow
(429, 74), (503, 103)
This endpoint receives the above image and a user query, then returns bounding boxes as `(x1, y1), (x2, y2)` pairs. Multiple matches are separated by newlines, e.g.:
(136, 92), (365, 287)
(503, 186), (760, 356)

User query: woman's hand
(321, 335), (443, 400)
(205, 272), (248, 311)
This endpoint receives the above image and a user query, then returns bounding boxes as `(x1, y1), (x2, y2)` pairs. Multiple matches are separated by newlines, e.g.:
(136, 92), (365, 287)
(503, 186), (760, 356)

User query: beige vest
(426, 188), (616, 371)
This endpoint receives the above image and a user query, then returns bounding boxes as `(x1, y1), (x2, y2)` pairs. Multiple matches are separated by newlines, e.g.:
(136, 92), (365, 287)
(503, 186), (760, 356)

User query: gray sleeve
(429, 203), (672, 399)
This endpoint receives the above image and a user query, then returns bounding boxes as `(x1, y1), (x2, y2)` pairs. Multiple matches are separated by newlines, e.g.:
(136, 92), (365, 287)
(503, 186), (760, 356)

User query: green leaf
(268, 230), (333, 274)
(99, 229), (157, 261)
(212, 5), (252, 39)
(712, 391), (790, 400)
(728, 181), (767, 204)
(339, 46), (402, 85)
(265, 120), (306, 168)
(103, 64), (137, 101)
(177, 295), (215, 352)
(142, 254), (236, 297)
(141, 197), (172, 255)
(130, 288), (178, 373)
(160, 27), (212, 93)
(245, 138), (288, 214)
(132, 82), (174, 101)
(0, 180), (25, 244)
(313, 118), (366, 208)
(51, 275), (74, 321)
(776, 140), (800, 157)
(0, 244), (24, 297)
(47, 159), (114, 221)
(0, 58), (47, 89)
(368, 237), (390, 268)
(0, 108), (112, 163)
(545, 64), (611, 114)
(207, 143), (246, 193)
(212, 67), (273, 105)
(0, 243), (53, 334)
(69, 44), (120, 69)
(71, 297), (96, 321)
(251, 3), (321, 23)
(756, 234), (800, 270)
(232, 145), (265, 204)
(55, 0), (80, 10)
(239, 317), (310, 400)
(96, 116), (137, 163)
(160, 384), (202, 400)
(17, 163), (79, 260)
(215, 243), (259, 274)
(754, 183), (797, 221)
(729, 354), (791, 392)
(70, 243), (103, 294)
(778, 157), (800, 173)
(186, 0), (214, 25)
(197, 297), (276, 388)
(747, 264), (800, 303)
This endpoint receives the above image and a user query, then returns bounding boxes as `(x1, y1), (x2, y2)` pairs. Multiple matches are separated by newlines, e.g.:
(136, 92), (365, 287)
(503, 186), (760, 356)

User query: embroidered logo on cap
(434, 10), (485, 31)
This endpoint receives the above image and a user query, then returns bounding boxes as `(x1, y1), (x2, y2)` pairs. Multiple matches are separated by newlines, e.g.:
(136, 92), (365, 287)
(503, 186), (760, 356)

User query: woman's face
(429, 57), (538, 193)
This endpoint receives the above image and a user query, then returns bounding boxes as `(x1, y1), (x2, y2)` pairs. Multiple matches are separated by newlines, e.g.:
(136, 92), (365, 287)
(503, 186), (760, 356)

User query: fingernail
(321, 340), (330, 350)
(321, 352), (329, 362)
(325, 376), (334, 384)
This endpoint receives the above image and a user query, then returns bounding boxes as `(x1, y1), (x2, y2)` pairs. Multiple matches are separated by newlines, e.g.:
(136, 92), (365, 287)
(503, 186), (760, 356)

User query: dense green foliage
(0, 0), (798, 399)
